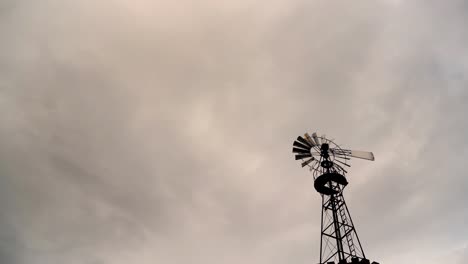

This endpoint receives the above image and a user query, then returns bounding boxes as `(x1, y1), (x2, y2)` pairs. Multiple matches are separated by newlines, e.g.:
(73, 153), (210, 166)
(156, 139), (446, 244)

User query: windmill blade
(304, 133), (316, 146)
(296, 136), (312, 148)
(311, 151), (321, 156)
(321, 134), (327, 143)
(335, 155), (351, 160)
(301, 157), (315, 167)
(295, 153), (312, 160)
(312, 132), (321, 146)
(349, 150), (374, 161)
(333, 149), (374, 161)
(292, 147), (310, 154)
(293, 141), (311, 150)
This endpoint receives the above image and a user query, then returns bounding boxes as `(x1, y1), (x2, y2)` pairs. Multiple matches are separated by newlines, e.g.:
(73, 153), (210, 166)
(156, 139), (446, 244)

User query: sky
(1, 0), (468, 263)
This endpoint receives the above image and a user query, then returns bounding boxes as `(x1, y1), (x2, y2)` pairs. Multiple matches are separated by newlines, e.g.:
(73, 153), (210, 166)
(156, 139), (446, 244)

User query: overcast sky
(1, 0), (468, 263)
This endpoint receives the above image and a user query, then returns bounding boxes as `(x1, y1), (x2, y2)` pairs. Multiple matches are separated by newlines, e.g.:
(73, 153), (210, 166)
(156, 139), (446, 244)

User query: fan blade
(295, 153), (312, 160)
(293, 141), (311, 150)
(296, 136), (312, 147)
(301, 157), (315, 167)
(350, 150), (375, 161)
(335, 155), (350, 160)
(304, 133), (316, 146)
(312, 132), (321, 146)
(292, 147), (310, 154)
(331, 148), (374, 160)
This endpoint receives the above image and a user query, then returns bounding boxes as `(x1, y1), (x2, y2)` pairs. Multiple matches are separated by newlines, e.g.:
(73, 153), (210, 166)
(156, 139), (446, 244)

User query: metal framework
(319, 181), (365, 263)
(291, 132), (379, 264)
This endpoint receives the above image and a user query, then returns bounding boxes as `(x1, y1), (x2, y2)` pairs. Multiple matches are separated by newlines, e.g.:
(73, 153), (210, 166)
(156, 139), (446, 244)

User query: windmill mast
(292, 132), (380, 264)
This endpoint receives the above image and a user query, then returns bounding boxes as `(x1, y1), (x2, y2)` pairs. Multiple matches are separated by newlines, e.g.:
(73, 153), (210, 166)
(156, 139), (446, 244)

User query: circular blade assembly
(292, 132), (350, 178)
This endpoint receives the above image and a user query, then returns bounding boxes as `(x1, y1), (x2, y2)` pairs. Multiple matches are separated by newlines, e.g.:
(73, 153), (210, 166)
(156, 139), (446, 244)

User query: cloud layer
(1, 0), (468, 263)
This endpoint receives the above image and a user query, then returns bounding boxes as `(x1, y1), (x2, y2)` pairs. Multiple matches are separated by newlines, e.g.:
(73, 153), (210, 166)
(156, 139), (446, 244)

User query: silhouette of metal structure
(292, 132), (380, 264)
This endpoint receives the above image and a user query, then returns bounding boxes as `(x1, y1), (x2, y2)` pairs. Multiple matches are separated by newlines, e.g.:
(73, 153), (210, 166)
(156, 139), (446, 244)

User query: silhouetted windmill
(292, 132), (380, 264)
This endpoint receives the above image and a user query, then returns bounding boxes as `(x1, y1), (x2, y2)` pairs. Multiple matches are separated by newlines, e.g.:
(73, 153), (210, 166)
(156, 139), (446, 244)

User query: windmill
(292, 132), (380, 264)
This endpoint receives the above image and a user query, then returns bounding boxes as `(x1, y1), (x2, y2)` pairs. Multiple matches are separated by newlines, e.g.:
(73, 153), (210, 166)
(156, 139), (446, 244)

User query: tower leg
(319, 183), (366, 264)
(319, 195), (324, 262)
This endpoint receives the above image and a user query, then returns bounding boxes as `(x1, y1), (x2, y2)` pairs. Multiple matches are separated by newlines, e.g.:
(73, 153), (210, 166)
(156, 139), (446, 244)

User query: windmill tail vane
(292, 132), (380, 264)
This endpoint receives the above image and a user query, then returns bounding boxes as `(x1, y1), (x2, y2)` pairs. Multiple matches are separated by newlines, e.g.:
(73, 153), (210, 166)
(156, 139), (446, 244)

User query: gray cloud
(1, 0), (467, 263)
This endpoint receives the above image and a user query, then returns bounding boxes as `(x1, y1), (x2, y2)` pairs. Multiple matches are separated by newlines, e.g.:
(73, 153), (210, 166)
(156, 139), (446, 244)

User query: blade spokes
(295, 153), (312, 160)
(292, 147), (310, 154)
(312, 132), (321, 146)
(296, 136), (312, 148)
(293, 141), (311, 150)
(301, 157), (315, 167)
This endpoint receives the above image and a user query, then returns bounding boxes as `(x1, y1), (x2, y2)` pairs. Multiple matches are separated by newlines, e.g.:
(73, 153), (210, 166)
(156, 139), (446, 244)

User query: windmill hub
(320, 145), (331, 161)
(321, 160), (334, 169)
(292, 132), (379, 264)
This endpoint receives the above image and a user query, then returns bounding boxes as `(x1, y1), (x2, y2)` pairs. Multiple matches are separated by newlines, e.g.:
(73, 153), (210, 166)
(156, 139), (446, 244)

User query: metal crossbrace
(337, 195), (356, 256)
